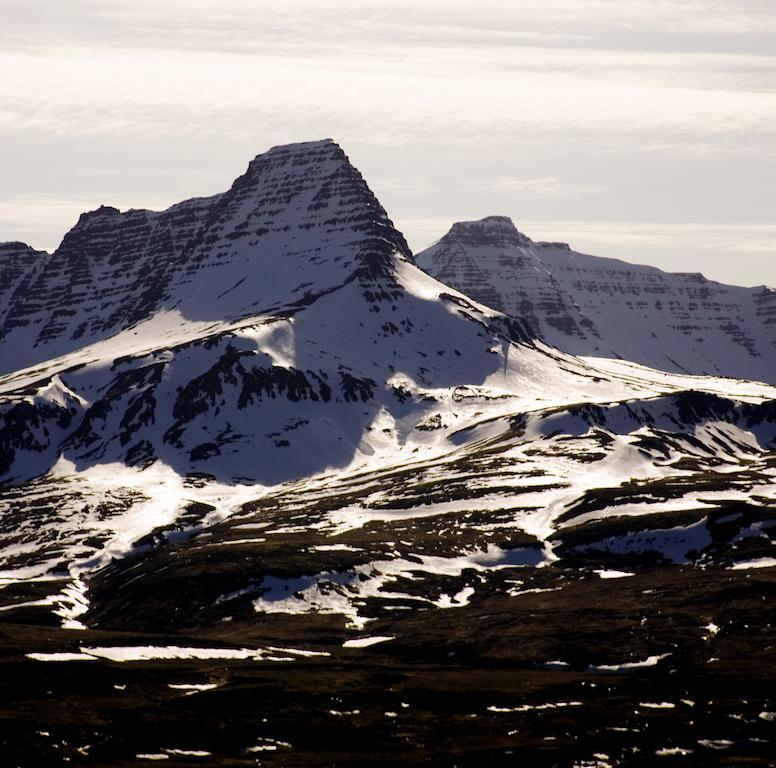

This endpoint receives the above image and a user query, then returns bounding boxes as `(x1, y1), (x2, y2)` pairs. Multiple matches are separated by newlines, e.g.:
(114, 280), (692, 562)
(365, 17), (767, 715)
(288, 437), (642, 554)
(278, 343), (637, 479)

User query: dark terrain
(1, 564), (775, 767)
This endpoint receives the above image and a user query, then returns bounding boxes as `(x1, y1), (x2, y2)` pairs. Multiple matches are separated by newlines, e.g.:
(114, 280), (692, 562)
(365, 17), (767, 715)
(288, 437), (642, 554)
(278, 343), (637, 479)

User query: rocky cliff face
(0, 241), (48, 325)
(416, 216), (776, 383)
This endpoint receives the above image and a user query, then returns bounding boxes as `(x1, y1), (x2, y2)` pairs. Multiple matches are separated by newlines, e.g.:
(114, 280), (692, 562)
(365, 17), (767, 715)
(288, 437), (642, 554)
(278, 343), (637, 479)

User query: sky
(1, 0), (775, 287)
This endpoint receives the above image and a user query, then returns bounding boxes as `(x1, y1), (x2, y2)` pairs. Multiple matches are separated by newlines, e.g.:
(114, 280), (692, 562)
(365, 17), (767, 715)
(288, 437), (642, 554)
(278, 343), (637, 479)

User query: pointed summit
(415, 216), (538, 314)
(444, 216), (533, 248)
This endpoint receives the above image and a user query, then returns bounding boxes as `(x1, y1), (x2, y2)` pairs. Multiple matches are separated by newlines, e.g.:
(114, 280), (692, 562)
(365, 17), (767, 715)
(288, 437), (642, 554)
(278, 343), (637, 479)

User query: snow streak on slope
(416, 216), (776, 383)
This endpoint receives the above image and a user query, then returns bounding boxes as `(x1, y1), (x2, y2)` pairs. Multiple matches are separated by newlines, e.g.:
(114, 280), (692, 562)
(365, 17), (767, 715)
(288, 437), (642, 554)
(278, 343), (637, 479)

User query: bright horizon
(1, 1), (774, 287)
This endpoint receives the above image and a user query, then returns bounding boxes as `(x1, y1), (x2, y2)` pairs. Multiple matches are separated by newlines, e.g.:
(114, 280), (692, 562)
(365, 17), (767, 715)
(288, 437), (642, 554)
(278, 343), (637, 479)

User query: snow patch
(588, 654), (671, 672)
(594, 569), (634, 579)
(728, 557), (776, 570)
(343, 636), (395, 648)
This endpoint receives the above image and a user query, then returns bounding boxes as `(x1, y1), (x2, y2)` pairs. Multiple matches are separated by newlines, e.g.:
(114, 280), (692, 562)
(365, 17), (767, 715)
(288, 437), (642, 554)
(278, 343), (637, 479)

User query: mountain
(1, 141), (644, 490)
(415, 216), (776, 383)
(0, 140), (415, 375)
(1, 143), (775, 766)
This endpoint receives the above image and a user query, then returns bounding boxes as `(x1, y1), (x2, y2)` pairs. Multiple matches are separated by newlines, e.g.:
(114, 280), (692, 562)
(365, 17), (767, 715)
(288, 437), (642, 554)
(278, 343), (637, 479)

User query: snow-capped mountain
(0, 140), (412, 375)
(416, 216), (776, 383)
(2, 141), (640, 490)
(1, 141), (775, 765)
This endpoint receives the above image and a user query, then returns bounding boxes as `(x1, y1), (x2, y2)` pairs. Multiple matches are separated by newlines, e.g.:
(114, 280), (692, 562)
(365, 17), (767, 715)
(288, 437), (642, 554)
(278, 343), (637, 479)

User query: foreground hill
(416, 216), (776, 382)
(0, 142), (774, 766)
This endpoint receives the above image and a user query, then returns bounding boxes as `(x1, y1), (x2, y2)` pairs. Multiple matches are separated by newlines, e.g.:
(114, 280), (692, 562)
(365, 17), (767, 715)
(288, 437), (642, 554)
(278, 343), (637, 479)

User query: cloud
(488, 177), (604, 196)
(371, 176), (604, 197)
(520, 220), (776, 252)
(6, 1), (776, 52)
(1, 44), (774, 148)
(2, 0), (775, 151)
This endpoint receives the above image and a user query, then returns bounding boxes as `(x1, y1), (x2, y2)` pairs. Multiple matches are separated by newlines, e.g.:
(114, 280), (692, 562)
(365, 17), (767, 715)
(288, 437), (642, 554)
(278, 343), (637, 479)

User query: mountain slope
(415, 216), (776, 383)
(0, 140), (655, 587)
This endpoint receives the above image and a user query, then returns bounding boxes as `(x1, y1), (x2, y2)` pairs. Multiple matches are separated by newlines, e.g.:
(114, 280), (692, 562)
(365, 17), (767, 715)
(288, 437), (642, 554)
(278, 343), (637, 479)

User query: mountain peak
(266, 137), (336, 155)
(224, 137), (411, 284)
(0, 241), (42, 254)
(445, 216), (533, 247)
(244, 138), (341, 176)
(81, 204), (121, 219)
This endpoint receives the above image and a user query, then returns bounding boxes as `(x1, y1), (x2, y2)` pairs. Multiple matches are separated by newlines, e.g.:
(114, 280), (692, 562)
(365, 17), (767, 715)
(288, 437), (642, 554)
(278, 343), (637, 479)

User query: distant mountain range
(417, 215), (776, 383)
